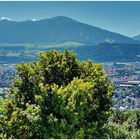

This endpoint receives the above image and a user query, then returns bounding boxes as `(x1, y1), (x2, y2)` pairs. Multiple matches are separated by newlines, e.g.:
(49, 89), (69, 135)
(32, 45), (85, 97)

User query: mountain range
(0, 16), (139, 44)
(1, 16), (140, 63)
(133, 35), (140, 41)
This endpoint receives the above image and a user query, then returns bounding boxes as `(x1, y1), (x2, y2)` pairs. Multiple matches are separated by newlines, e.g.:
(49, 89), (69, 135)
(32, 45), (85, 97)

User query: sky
(0, 1), (140, 37)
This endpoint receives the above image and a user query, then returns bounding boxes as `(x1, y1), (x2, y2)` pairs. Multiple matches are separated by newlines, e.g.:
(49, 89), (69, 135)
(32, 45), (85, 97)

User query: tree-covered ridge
(1, 43), (140, 64)
(0, 50), (114, 139)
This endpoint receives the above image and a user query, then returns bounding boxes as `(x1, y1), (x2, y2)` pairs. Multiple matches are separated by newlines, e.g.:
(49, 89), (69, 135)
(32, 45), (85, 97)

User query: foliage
(0, 96), (3, 109)
(106, 109), (140, 139)
(0, 50), (114, 138)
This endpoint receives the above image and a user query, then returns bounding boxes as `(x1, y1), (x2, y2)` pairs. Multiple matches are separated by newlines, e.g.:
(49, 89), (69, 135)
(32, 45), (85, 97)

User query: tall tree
(0, 50), (114, 138)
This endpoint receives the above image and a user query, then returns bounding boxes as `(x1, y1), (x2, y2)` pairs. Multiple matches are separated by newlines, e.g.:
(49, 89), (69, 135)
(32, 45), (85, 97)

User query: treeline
(2, 43), (140, 64)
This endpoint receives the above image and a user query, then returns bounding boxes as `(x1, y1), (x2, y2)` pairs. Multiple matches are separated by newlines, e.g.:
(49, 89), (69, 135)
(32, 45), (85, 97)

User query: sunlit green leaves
(0, 50), (114, 138)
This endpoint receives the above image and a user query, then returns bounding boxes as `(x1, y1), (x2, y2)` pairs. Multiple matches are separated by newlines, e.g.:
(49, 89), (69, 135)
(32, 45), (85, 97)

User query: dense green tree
(106, 109), (140, 139)
(0, 50), (114, 139)
(0, 96), (3, 109)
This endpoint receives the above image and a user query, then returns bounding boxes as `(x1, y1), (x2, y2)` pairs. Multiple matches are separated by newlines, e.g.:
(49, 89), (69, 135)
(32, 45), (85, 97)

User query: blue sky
(0, 1), (140, 37)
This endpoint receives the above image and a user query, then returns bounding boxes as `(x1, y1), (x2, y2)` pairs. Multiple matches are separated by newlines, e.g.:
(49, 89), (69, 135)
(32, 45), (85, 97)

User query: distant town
(103, 62), (140, 110)
(0, 62), (140, 110)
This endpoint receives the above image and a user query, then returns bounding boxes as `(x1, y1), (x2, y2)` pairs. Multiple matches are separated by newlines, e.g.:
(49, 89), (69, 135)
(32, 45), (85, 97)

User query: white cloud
(31, 18), (37, 21)
(0, 17), (12, 21)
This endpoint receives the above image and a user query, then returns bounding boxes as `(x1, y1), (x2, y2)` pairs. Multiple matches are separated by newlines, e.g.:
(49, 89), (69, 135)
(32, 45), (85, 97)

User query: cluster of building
(0, 64), (15, 98)
(0, 64), (15, 87)
(103, 62), (140, 110)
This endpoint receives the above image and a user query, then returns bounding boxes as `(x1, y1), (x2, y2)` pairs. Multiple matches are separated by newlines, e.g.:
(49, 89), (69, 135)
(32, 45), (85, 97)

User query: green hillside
(1, 42), (140, 64)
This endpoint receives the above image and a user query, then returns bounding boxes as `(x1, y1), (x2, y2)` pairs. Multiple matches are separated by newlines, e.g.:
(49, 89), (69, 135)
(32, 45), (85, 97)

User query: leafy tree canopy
(106, 109), (140, 139)
(0, 50), (114, 139)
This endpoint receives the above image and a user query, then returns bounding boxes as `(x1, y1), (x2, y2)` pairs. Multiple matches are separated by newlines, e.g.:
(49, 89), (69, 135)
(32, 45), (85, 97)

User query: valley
(0, 1), (140, 138)
(1, 17), (140, 112)
(1, 61), (140, 110)
(1, 42), (140, 64)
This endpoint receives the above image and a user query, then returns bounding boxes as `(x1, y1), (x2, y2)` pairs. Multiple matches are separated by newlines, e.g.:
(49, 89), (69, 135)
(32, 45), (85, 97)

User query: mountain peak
(0, 16), (139, 44)
(49, 16), (77, 22)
